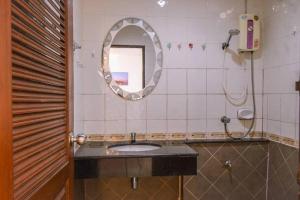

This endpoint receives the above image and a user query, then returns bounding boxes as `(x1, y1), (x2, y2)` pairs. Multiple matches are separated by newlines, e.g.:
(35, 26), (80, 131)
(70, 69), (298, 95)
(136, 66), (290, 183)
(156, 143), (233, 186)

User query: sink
(108, 143), (161, 152)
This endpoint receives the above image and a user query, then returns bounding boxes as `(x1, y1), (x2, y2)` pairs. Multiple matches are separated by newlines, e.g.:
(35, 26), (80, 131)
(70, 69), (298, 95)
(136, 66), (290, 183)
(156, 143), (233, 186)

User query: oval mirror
(102, 18), (163, 101)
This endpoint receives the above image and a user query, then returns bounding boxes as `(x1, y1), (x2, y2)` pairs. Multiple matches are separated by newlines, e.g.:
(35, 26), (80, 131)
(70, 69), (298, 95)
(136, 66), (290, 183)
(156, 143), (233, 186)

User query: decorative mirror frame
(101, 18), (163, 101)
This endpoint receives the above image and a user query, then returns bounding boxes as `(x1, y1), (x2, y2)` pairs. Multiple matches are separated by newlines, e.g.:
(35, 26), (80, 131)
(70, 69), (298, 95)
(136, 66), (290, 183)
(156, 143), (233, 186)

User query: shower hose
(223, 52), (256, 139)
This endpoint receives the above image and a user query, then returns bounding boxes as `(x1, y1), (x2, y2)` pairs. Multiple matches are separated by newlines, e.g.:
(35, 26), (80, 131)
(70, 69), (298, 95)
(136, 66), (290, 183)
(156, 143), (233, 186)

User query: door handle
(70, 134), (87, 145)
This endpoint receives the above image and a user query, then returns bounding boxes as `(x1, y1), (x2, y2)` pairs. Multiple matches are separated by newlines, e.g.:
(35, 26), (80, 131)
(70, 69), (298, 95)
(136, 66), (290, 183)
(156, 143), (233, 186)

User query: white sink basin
(108, 143), (161, 152)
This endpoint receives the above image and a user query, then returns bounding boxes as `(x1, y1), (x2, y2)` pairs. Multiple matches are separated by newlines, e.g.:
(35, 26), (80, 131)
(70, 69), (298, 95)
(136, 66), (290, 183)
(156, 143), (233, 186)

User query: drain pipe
(178, 176), (183, 200)
(131, 177), (138, 190)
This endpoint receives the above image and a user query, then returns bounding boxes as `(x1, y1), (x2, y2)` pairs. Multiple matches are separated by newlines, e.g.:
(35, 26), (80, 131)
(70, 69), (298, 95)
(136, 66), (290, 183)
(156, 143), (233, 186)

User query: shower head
(229, 29), (240, 36)
(222, 29), (240, 50)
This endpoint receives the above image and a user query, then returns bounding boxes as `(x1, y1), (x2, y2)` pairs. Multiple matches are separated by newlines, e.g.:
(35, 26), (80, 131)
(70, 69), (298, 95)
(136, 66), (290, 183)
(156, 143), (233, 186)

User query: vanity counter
(74, 141), (198, 179)
(75, 141), (198, 160)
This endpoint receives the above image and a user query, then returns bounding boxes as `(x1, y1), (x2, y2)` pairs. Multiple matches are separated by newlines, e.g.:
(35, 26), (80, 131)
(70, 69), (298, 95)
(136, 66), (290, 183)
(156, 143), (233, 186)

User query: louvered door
(0, 0), (73, 199)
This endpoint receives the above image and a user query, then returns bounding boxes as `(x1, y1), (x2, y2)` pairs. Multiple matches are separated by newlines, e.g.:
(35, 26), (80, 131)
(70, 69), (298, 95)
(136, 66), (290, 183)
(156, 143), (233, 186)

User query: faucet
(130, 132), (136, 143)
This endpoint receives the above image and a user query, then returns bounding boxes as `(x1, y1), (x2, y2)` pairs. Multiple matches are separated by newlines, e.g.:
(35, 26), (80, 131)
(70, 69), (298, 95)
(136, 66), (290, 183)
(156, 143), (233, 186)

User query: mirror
(102, 18), (163, 101)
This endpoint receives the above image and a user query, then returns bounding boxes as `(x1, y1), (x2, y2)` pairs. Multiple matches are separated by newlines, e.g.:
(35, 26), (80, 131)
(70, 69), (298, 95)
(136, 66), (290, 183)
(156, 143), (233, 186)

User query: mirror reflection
(109, 26), (156, 93)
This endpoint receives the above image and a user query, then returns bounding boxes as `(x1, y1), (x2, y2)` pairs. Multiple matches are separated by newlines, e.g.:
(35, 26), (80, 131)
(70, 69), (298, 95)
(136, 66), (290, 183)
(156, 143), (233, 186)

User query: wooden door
(0, 0), (74, 199)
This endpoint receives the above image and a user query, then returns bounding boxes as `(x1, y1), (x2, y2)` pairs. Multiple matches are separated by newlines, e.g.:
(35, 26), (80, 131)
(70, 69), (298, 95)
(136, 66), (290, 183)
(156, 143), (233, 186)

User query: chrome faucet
(130, 132), (136, 143)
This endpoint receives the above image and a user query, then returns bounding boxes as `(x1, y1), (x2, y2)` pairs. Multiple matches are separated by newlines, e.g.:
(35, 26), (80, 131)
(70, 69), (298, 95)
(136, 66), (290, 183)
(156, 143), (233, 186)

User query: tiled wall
(74, 141), (279, 200)
(267, 142), (299, 200)
(262, 0), (300, 142)
(76, 176), (179, 200)
(184, 142), (269, 200)
(74, 0), (84, 134)
(74, 0), (264, 136)
(75, 141), (299, 200)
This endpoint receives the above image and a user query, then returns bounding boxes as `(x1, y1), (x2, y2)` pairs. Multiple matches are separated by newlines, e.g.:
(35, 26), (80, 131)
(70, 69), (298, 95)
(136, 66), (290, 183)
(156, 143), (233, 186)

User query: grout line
(265, 144), (270, 200)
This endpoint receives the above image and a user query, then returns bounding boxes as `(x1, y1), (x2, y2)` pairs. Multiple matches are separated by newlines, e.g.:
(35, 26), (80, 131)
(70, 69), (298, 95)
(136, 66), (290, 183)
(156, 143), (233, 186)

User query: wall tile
(82, 66), (105, 95)
(267, 120), (281, 135)
(127, 100), (146, 120)
(84, 121), (105, 134)
(187, 69), (206, 94)
(146, 95), (167, 120)
(167, 95), (187, 120)
(105, 94), (126, 120)
(188, 120), (206, 133)
(267, 94), (281, 121)
(167, 69), (187, 94)
(83, 95), (104, 120)
(281, 94), (297, 123)
(206, 43), (224, 67)
(152, 69), (167, 94)
(207, 69), (224, 94)
(127, 120), (146, 133)
(207, 95), (226, 119)
(105, 120), (126, 134)
(281, 122), (296, 139)
(188, 95), (206, 119)
(147, 120), (167, 133)
(207, 119), (224, 132)
(167, 120), (187, 133)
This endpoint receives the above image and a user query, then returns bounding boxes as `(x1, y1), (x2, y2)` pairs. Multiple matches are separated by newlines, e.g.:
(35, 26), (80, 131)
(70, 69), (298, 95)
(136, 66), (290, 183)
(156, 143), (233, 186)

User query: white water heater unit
(239, 14), (260, 52)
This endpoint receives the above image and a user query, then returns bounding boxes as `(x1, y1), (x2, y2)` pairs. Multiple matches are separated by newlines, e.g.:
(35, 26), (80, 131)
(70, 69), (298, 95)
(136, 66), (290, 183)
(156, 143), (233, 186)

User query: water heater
(239, 14), (260, 52)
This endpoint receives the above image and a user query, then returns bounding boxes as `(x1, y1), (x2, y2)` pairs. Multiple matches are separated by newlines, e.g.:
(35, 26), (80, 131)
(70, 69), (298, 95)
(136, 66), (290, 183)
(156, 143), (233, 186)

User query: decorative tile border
(86, 131), (269, 142)
(264, 132), (299, 149)
(84, 131), (299, 150)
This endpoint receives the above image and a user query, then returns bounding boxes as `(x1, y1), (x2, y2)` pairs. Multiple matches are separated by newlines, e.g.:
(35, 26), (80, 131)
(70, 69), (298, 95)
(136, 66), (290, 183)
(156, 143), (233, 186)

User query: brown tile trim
(264, 132), (299, 149)
(85, 131), (299, 148)
(86, 131), (266, 142)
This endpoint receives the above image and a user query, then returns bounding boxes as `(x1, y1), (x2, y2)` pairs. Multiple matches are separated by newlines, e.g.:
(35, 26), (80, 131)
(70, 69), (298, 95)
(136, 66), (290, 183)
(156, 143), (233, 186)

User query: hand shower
(222, 29), (240, 50)
(221, 26), (257, 140)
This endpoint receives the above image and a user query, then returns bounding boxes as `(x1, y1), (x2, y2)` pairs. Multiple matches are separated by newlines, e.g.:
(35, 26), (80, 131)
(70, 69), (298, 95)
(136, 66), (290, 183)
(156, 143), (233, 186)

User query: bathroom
(0, 0), (299, 199)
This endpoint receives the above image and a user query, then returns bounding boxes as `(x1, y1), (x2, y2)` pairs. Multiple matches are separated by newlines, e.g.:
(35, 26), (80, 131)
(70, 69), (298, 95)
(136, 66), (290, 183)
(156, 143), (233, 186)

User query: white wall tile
(188, 120), (206, 133)
(186, 43), (207, 68)
(281, 94), (297, 123)
(228, 119), (245, 132)
(82, 66), (105, 94)
(207, 119), (224, 132)
(167, 120), (187, 133)
(84, 121), (105, 134)
(83, 95), (104, 120)
(152, 69), (167, 94)
(127, 120), (146, 133)
(127, 100), (146, 120)
(281, 122), (296, 139)
(207, 69), (224, 94)
(206, 43), (224, 67)
(105, 120), (126, 134)
(167, 69), (187, 94)
(105, 94), (126, 120)
(188, 95), (206, 119)
(167, 95), (187, 119)
(147, 95), (167, 119)
(207, 95), (226, 119)
(187, 69), (206, 94)
(267, 120), (281, 135)
(147, 120), (167, 133)
(186, 19), (207, 43)
(267, 94), (281, 121)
